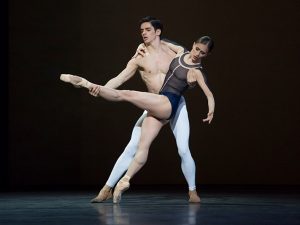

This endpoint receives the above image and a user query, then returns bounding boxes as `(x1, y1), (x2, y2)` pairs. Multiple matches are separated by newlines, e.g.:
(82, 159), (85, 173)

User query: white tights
(106, 97), (196, 191)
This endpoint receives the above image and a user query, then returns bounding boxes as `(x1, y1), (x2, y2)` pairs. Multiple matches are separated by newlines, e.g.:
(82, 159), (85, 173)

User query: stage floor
(1, 187), (300, 225)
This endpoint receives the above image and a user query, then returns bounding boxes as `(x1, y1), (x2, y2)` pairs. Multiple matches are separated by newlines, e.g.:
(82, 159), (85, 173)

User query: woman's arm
(132, 43), (149, 58)
(195, 70), (215, 124)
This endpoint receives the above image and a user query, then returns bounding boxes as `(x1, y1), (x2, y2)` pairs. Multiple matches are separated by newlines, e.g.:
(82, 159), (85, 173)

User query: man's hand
(187, 69), (198, 87)
(132, 44), (149, 58)
(203, 112), (214, 124)
(89, 84), (101, 97)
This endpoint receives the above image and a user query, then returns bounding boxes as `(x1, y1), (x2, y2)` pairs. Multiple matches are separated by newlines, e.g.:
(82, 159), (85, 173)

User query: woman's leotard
(159, 52), (204, 119)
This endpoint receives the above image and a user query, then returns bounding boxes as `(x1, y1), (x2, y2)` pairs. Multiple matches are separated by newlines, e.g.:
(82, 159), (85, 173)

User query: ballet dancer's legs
(61, 74), (200, 202)
(92, 99), (200, 203)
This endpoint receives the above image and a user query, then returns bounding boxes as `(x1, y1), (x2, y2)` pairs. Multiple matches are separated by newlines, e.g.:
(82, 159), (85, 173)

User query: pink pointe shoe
(60, 74), (91, 89)
(113, 176), (130, 204)
(90, 185), (113, 203)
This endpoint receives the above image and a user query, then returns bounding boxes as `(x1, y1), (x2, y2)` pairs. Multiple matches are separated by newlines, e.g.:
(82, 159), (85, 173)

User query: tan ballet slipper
(188, 190), (201, 203)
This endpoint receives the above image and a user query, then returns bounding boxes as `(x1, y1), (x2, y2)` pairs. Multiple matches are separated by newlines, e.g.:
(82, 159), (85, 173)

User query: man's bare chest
(140, 53), (173, 74)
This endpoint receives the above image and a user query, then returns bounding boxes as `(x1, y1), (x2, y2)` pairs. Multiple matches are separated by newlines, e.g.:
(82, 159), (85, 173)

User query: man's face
(190, 42), (209, 62)
(140, 22), (160, 44)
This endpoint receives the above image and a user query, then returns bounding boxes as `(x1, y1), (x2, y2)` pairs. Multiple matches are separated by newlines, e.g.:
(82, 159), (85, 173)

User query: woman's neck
(184, 53), (201, 65)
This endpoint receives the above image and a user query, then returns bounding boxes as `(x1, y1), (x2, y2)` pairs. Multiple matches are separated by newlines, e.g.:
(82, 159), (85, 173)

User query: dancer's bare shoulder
(161, 40), (184, 57)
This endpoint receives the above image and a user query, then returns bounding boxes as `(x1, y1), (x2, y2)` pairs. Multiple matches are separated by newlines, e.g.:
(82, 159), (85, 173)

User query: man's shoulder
(161, 38), (187, 50)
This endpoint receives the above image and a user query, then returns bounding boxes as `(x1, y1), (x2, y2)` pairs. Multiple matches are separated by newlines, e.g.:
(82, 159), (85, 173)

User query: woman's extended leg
(60, 74), (172, 120)
(113, 115), (165, 203)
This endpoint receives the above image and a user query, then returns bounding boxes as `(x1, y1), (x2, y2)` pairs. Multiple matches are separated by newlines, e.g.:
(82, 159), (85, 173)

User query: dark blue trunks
(160, 91), (181, 119)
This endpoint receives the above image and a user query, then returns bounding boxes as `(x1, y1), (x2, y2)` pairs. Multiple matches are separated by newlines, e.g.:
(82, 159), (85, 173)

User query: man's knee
(123, 140), (139, 156)
(177, 146), (191, 158)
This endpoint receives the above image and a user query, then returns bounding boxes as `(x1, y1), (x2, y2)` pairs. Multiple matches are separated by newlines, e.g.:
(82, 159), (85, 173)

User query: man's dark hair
(139, 16), (163, 37)
(195, 36), (214, 52)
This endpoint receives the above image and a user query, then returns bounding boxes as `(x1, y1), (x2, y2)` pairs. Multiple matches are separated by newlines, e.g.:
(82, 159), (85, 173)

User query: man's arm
(161, 39), (185, 56)
(104, 58), (140, 89)
(132, 39), (186, 58)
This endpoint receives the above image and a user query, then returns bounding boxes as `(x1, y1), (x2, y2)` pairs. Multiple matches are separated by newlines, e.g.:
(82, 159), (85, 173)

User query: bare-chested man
(90, 16), (201, 203)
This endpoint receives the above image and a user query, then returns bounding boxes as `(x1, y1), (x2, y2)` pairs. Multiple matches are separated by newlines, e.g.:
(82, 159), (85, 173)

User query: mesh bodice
(159, 52), (203, 96)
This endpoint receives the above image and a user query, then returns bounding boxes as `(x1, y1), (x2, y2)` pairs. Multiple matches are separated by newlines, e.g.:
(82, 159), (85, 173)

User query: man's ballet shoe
(113, 177), (130, 204)
(188, 190), (201, 203)
(90, 185), (113, 203)
(60, 74), (91, 89)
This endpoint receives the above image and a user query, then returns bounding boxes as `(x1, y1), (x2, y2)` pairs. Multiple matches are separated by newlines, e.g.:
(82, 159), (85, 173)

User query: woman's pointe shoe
(60, 74), (91, 89)
(113, 177), (130, 204)
(90, 185), (113, 203)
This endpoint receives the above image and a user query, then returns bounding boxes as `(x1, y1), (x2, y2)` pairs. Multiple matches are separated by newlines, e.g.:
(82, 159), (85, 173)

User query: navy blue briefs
(160, 91), (181, 119)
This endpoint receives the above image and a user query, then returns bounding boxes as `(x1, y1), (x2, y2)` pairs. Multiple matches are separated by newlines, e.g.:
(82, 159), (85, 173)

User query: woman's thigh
(138, 115), (165, 150)
(121, 90), (172, 119)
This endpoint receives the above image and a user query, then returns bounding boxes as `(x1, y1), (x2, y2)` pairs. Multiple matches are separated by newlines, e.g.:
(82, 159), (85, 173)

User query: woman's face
(190, 42), (209, 62)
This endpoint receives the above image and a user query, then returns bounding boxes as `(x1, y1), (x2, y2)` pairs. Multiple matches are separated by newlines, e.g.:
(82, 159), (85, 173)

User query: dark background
(3, 0), (300, 190)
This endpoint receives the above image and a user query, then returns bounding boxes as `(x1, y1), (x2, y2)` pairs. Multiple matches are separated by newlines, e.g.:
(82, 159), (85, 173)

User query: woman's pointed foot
(60, 74), (92, 89)
(90, 185), (113, 203)
(113, 176), (130, 204)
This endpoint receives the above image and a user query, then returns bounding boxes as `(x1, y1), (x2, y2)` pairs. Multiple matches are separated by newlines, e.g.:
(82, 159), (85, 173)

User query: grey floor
(0, 188), (300, 225)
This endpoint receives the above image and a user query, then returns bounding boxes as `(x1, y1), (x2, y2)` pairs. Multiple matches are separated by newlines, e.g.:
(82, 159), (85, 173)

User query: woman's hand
(132, 44), (148, 58)
(203, 111), (214, 124)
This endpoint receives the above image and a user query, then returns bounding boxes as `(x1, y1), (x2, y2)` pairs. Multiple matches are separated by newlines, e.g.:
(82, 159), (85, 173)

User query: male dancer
(90, 16), (200, 203)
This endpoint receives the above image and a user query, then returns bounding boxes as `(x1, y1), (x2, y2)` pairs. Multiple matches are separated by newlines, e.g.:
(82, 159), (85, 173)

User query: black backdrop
(4, 0), (300, 190)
